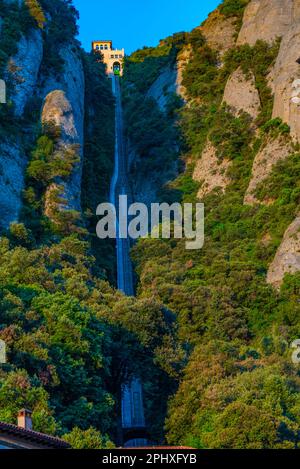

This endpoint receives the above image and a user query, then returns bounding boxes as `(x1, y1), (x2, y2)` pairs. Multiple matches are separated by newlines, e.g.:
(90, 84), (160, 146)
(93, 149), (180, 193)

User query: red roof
(0, 421), (70, 449)
(125, 447), (195, 449)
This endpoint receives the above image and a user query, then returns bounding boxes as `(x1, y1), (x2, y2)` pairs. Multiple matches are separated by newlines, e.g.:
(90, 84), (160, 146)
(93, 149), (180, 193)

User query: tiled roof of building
(0, 421), (70, 449)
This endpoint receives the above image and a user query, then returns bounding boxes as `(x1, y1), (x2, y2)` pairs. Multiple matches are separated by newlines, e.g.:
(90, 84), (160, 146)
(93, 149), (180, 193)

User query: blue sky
(72, 0), (221, 55)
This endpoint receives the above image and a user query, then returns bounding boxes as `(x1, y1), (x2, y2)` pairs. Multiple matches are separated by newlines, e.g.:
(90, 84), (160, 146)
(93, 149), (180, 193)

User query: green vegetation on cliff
(0, 0), (179, 447)
(2, 0), (300, 450)
(123, 0), (300, 449)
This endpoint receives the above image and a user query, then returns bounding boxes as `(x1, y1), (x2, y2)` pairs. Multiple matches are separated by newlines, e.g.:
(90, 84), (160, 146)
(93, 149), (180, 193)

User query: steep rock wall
(237, 0), (297, 45)
(147, 66), (178, 112)
(176, 45), (191, 101)
(201, 9), (237, 54)
(193, 142), (231, 199)
(244, 137), (293, 205)
(267, 215), (300, 288)
(271, 21), (300, 141)
(129, 54), (186, 205)
(0, 143), (27, 228)
(6, 28), (43, 116)
(223, 67), (261, 119)
(0, 26), (43, 228)
(41, 45), (85, 214)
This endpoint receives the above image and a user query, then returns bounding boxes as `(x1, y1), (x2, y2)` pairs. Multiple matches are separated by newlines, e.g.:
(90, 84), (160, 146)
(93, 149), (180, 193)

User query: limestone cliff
(195, 0), (300, 287)
(41, 45), (85, 215)
(0, 25), (43, 228)
(0, 1), (85, 229)
(237, 0), (297, 46)
(0, 143), (27, 228)
(222, 67), (261, 119)
(267, 216), (300, 288)
(201, 9), (237, 54)
(271, 22), (300, 141)
(244, 137), (293, 205)
(6, 27), (43, 117)
(193, 143), (231, 199)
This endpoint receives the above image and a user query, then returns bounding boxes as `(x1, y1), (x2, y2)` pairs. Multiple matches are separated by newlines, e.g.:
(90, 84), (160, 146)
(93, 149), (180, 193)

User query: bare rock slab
(267, 215), (300, 288)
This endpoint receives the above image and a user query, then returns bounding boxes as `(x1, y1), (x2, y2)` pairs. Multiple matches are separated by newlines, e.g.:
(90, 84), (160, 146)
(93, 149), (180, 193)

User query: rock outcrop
(223, 67), (261, 119)
(147, 66), (178, 111)
(244, 137), (292, 205)
(0, 11), (85, 228)
(267, 215), (300, 288)
(6, 28), (43, 116)
(41, 45), (85, 214)
(0, 27), (43, 228)
(193, 142), (231, 199)
(147, 48), (192, 111)
(176, 45), (192, 100)
(0, 143), (27, 227)
(201, 10), (237, 54)
(237, 0), (296, 46)
(271, 21), (300, 141)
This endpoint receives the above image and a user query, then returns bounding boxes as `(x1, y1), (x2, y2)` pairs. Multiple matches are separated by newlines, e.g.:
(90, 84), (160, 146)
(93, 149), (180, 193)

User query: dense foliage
(0, 231), (180, 442)
(81, 52), (116, 282)
(2, 0), (300, 450)
(124, 0), (300, 449)
(0, 0), (179, 446)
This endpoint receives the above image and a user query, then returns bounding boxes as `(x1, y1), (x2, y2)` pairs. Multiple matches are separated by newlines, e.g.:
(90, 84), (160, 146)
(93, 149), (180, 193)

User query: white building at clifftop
(92, 40), (124, 76)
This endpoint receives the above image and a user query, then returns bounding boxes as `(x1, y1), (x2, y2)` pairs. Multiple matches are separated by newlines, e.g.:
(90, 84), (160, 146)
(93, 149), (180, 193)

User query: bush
(63, 427), (114, 449)
(25, 0), (46, 29)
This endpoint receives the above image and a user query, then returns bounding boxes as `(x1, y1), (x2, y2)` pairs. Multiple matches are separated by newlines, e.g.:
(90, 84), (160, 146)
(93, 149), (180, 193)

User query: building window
(100, 45), (104, 50)
(111, 55), (114, 58)
(95, 45), (100, 50)
(105, 45), (108, 50)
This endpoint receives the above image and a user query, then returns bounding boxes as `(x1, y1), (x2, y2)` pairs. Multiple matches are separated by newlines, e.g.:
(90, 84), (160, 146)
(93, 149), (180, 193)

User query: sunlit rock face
(0, 26), (43, 228)
(41, 46), (85, 216)
(237, 0), (296, 46)
(244, 137), (293, 206)
(147, 65), (178, 112)
(201, 9), (237, 54)
(267, 216), (300, 288)
(271, 22), (300, 141)
(42, 89), (82, 217)
(193, 142), (231, 199)
(223, 67), (261, 120)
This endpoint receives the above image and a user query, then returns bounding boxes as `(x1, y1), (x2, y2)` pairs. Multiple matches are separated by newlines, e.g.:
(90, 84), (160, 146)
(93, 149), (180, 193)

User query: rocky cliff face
(237, 0), (296, 46)
(0, 143), (27, 228)
(126, 0), (300, 289)
(147, 65), (178, 112)
(267, 215), (300, 287)
(222, 67), (261, 119)
(244, 137), (293, 205)
(237, 0), (300, 286)
(7, 27), (43, 117)
(0, 26), (43, 227)
(194, 0), (300, 288)
(41, 45), (85, 215)
(0, 1), (85, 228)
(201, 9), (237, 54)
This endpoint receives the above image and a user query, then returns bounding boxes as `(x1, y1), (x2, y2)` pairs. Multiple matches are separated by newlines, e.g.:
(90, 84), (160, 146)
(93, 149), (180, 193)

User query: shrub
(25, 0), (46, 29)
